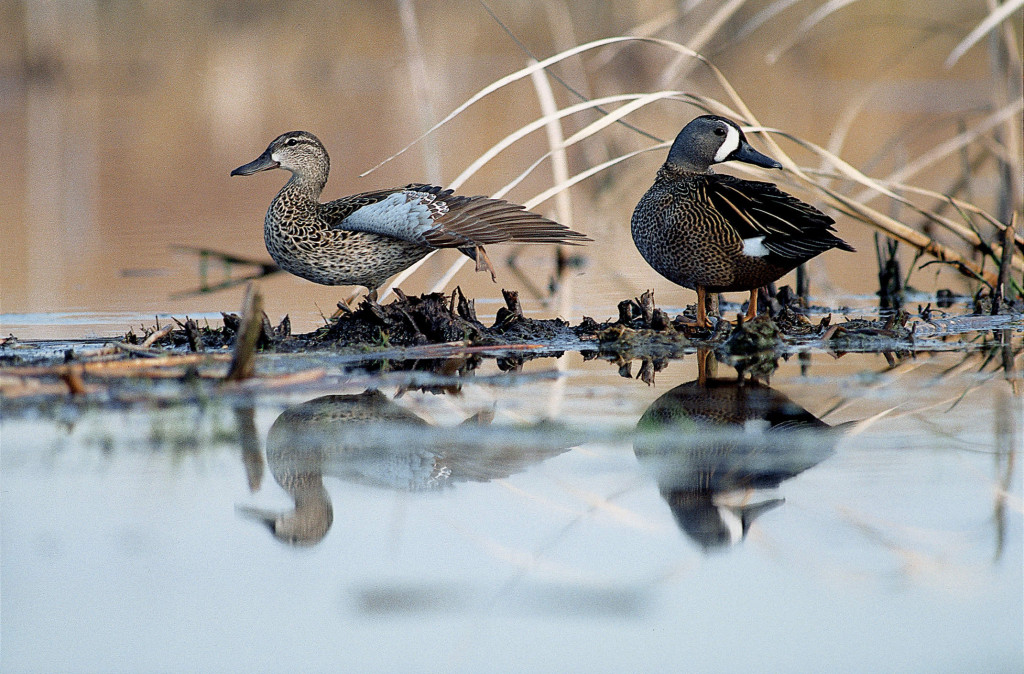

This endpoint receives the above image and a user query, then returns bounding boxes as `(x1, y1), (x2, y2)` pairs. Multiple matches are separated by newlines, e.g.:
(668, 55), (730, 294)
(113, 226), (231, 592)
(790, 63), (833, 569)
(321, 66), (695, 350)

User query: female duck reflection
(239, 390), (574, 546)
(634, 374), (845, 551)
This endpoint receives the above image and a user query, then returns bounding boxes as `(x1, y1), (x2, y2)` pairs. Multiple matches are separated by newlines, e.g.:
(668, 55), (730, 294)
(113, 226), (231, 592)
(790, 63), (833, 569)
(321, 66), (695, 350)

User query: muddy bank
(4, 286), (1021, 367)
(2, 286), (1020, 401)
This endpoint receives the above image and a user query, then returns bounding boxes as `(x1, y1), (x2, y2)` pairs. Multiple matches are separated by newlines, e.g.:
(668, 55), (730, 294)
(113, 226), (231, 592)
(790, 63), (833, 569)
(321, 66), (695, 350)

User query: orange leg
(696, 346), (713, 385)
(743, 289), (759, 322)
(696, 286), (710, 328)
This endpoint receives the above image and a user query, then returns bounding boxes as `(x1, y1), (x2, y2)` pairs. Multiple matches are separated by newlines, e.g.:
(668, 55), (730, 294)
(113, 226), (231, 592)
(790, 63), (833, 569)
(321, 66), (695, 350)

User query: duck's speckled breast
(631, 178), (786, 292)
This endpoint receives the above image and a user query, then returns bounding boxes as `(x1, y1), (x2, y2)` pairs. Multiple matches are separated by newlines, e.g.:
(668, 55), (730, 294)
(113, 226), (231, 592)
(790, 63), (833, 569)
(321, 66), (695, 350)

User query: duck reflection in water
(634, 361), (843, 551)
(239, 390), (574, 546)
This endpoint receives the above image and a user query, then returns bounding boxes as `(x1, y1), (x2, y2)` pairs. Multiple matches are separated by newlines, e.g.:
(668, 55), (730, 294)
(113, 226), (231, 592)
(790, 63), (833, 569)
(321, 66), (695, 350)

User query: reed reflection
(239, 390), (575, 546)
(634, 357), (842, 551)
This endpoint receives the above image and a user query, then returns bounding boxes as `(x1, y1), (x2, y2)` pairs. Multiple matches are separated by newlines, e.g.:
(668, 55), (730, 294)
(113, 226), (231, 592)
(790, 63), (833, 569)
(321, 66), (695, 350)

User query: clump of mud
(296, 290), (483, 349)
(819, 310), (913, 351)
(121, 286), (936, 360)
(2, 283), (1019, 401)
(280, 287), (579, 352)
(587, 291), (696, 361)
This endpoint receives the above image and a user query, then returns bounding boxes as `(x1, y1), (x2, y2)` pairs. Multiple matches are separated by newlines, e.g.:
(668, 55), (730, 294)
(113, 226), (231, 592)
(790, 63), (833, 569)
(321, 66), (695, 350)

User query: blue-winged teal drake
(232, 131), (590, 300)
(631, 115), (854, 327)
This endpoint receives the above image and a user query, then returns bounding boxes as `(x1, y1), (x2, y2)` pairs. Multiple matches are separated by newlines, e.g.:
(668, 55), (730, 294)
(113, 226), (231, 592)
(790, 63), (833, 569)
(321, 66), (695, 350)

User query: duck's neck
(271, 172), (327, 219)
(281, 169), (327, 201)
(656, 162), (711, 181)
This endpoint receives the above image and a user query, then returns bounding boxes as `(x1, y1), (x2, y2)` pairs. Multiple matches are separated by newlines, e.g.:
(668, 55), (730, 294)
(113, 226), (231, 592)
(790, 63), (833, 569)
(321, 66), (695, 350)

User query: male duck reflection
(238, 391), (574, 546)
(634, 374), (843, 551)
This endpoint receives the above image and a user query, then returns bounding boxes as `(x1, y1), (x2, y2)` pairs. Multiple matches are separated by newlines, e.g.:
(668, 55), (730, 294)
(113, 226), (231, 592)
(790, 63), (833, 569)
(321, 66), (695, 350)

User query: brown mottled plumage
(631, 115), (854, 327)
(231, 131), (590, 300)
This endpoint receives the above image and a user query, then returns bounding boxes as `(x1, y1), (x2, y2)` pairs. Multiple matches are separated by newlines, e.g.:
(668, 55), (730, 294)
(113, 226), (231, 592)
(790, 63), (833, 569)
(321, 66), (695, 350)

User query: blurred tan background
(1, 0), (1017, 331)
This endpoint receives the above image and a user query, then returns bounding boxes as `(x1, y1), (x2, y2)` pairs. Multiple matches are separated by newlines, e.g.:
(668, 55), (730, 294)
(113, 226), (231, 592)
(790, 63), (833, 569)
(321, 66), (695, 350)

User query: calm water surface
(2, 333), (1021, 673)
(2, 2), (1021, 670)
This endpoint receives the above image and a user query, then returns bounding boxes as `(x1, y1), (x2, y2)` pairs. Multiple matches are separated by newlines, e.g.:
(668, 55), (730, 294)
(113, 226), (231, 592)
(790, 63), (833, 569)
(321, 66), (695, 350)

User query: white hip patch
(718, 506), (745, 544)
(742, 236), (770, 257)
(713, 124), (741, 163)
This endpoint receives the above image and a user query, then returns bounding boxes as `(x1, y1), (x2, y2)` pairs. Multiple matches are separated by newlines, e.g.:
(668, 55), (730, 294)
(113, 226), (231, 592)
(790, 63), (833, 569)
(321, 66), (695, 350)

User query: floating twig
(141, 324), (174, 348)
(114, 342), (168, 358)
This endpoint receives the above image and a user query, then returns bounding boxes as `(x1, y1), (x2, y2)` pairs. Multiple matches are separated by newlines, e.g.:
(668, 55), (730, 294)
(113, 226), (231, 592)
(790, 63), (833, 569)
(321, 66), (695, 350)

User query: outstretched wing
(704, 175), (854, 260)
(326, 184), (590, 248)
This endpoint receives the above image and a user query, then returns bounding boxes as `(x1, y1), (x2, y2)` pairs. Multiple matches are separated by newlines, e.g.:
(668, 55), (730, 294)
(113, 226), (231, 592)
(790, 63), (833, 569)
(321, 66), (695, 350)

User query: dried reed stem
(658, 0), (749, 86)
(945, 0), (1024, 68)
(397, 0), (442, 184)
(995, 213), (1018, 308)
(365, 34), (1020, 296)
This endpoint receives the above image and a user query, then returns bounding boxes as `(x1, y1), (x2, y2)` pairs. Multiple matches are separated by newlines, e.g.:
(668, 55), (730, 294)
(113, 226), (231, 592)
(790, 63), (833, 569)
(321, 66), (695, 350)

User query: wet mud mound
(277, 288), (578, 351)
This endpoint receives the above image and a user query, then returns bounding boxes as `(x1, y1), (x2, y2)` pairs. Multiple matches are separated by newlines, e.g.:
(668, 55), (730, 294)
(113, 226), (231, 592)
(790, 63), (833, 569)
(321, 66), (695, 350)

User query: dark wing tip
(427, 195), (592, 247)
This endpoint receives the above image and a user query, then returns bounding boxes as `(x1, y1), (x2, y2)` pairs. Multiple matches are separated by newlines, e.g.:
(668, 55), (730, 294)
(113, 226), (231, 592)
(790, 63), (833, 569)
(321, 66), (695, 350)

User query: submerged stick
(184, 318), (204, 353)
(1, 353), (224, 378)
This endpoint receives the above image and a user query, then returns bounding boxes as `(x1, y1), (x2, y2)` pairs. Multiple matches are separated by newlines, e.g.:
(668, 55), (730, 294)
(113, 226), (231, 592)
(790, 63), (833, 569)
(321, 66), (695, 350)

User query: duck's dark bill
(732, 142), (783, 170)
(231, 151), (280, 176)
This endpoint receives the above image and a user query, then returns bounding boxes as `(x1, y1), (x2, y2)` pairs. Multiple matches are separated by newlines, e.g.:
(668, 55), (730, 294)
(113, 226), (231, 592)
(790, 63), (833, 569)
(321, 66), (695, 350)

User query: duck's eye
(713, 127), (726, 137)
(285, 138), (298, 147)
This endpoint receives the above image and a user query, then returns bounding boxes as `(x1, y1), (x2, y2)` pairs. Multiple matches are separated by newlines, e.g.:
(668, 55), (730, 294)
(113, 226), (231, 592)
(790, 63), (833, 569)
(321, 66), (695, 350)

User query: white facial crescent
(713, 124), (741, 163)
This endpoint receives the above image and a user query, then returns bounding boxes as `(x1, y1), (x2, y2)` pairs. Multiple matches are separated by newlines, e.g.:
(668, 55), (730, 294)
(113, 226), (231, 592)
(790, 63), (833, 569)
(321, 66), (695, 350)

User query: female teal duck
(232, 131), (590, 300)
(631, 115), (854, 327)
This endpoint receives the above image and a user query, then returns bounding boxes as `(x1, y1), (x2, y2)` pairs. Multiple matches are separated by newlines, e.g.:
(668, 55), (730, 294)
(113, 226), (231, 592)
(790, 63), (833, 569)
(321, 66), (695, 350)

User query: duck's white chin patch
(713, 124), (741, 163)
(742, 236), (770, 257)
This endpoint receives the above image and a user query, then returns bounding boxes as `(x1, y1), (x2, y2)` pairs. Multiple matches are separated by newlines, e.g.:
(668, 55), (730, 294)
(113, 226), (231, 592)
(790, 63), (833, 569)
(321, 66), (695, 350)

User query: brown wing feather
(323, 184), (589, 249)
(420, 194), (591, 248)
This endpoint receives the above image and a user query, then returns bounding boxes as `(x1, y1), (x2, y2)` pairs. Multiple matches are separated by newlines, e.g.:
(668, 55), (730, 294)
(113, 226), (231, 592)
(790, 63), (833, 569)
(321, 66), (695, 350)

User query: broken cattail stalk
(639, 290), (655, 326)
(501, 289), (523, 318)
(225, 285), (264, 382)
(994, 214), (1018, 314)
(184, 318), (204, 352)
